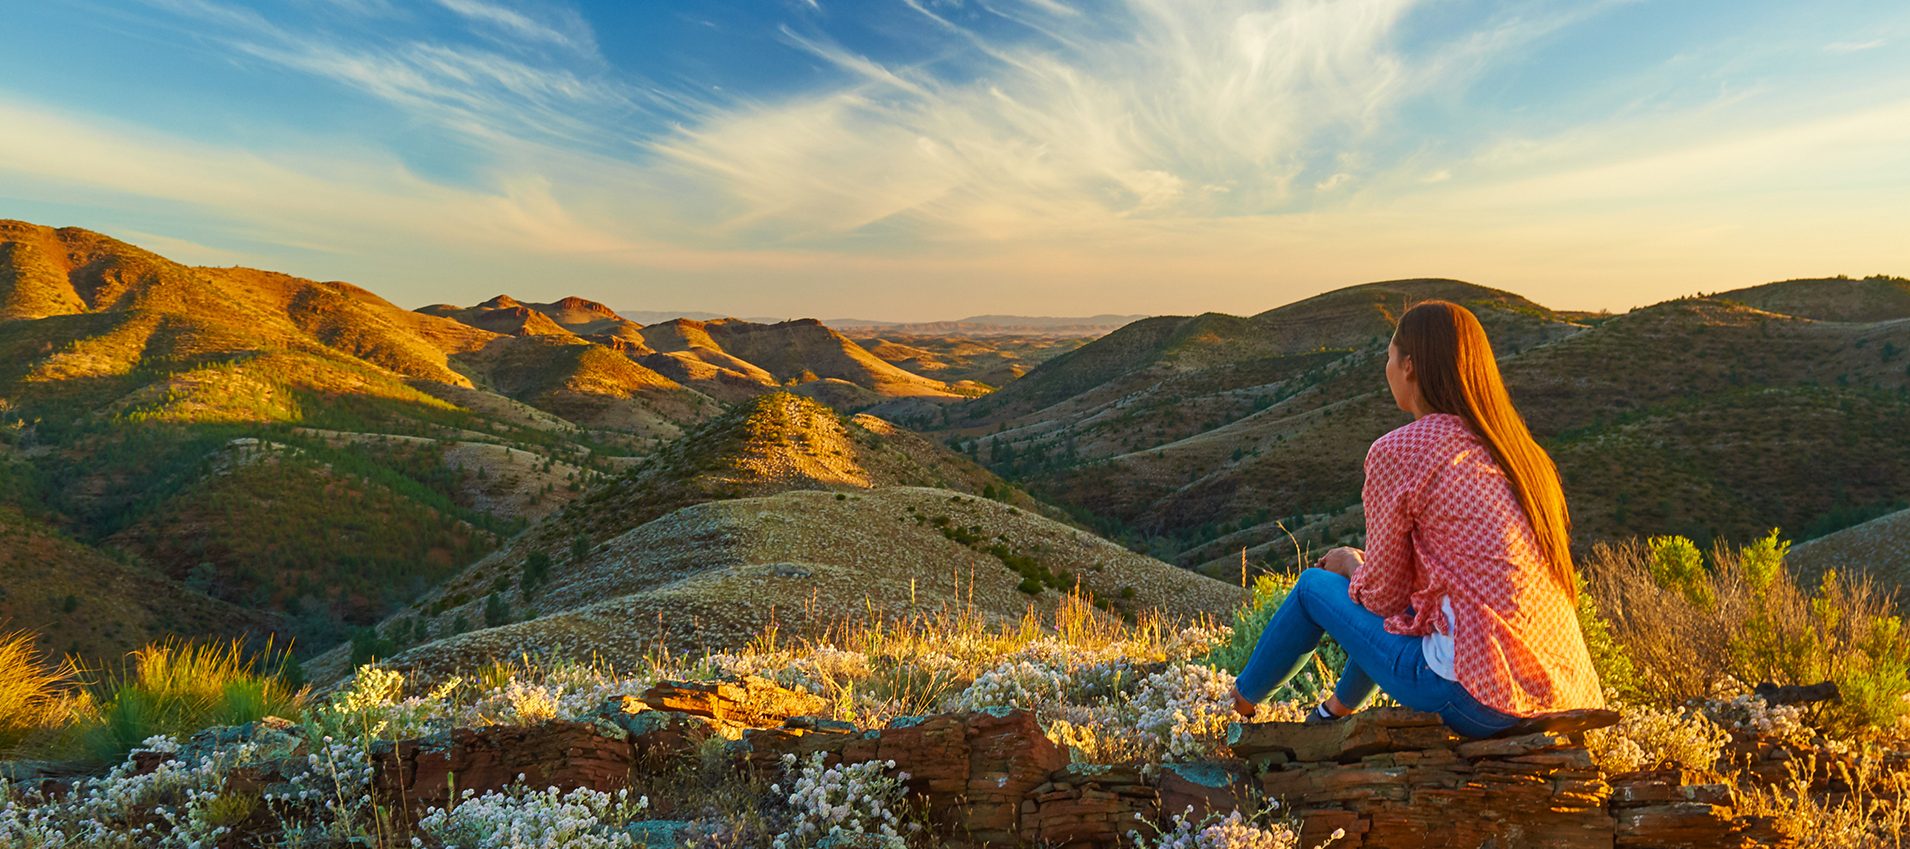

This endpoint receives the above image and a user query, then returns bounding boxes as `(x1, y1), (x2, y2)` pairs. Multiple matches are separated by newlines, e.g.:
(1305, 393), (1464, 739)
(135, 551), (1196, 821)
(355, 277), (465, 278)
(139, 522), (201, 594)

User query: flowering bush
(769, 752), (917, 849)
(1700, 679), (1816, 751)
(707, 646), (872, 697)
(0, 734), (278, 847)
(266, 733), (382, 844)
(1127, 805), (1338, 849)
(945, 658), (1071, 713)
(1127, 664), (1240, 761)
(1587, 704), (1732, 775)
(313, 665), (461, 743)
(410, 784), (648, 849)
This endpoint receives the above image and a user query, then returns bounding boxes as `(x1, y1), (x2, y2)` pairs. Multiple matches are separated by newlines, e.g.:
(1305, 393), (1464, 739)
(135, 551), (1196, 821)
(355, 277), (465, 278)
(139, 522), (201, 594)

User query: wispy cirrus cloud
(433, 0), (599, 56)
(135, 0), (644, 152)
(654, 0), (1426, 243)
(1825, 38), (1885, 53)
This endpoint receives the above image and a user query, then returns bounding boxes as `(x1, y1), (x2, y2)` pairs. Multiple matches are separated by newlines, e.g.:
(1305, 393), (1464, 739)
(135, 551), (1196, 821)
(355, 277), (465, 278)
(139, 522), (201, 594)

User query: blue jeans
(1234, 569), (1520, 739)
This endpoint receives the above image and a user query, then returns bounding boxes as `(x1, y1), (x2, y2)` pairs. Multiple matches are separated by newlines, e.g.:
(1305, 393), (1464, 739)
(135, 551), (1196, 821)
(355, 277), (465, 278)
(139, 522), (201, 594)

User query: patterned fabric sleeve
(1348, 434), (1416, 617)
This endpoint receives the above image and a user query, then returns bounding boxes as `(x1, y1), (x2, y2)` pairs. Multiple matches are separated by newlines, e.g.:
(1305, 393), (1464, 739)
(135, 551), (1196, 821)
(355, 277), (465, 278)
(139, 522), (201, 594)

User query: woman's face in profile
(1385, 340), (1414, 414)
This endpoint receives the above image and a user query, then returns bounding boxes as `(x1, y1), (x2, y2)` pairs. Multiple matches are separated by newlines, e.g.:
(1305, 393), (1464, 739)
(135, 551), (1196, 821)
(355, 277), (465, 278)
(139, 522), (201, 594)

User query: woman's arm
(1347, 436), (1417, 616)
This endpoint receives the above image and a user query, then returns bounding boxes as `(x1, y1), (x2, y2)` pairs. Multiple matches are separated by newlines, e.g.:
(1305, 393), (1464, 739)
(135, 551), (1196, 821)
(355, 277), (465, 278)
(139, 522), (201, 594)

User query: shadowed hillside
(1789, 505), (1910, 588)
(1715, 275), (1910, 322)
(944, 282), (1910, 575)
(0, 505), (271, 662)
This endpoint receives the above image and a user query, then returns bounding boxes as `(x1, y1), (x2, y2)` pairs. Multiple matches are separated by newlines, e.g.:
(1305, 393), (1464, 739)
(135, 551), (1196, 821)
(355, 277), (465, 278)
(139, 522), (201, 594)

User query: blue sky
(1, 0), (1907, 320)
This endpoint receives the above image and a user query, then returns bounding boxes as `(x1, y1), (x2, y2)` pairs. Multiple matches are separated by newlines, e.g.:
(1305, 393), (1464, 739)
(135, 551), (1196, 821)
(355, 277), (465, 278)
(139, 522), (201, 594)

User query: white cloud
(1825, 39), (1885, 53)
(141, 0), (632, 150)
(432, 0), (598, 56)
(1314, 172), (1354, 192)
(656, 0), (1426, 242)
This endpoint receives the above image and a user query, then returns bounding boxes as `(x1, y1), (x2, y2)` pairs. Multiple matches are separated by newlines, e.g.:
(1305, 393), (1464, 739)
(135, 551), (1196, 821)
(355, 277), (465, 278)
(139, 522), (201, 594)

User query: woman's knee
(1290, 568), (1350, 616)
(1292, 567), (1347, 598)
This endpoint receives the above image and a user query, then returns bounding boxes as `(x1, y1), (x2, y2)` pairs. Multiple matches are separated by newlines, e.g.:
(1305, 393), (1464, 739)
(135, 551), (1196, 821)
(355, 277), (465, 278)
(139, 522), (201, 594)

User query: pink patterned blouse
(1347, 413), (1606, 716)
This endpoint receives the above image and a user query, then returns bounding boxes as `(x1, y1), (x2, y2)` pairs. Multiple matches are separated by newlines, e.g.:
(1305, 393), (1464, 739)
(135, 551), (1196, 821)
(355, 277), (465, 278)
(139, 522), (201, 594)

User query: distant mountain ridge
(425, 298), (970, 405)
(615, 310), (1144, 337)
(824, 314), (1149, 336)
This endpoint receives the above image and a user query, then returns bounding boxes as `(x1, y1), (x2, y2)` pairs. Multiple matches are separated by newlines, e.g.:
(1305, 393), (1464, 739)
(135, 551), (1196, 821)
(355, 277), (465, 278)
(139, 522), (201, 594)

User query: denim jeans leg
(1233, 570), (1524, 738)
(1232, 575), (1333, 704)
(1333, 661), (1378, 709)
(1235, 569), (1423, 705)
(1284, 570), (1450, 714)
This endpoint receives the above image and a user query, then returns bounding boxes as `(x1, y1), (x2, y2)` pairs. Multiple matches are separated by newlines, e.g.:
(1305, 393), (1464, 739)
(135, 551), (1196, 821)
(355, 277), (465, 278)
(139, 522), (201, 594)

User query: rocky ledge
(106, 675), (1822, 848)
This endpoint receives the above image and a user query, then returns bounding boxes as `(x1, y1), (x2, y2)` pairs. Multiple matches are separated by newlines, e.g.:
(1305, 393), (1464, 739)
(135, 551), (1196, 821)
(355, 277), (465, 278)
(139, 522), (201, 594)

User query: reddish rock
(1020, 763), (1160, 848)
(1229, 709), (1460, 766)
(345, 695), (1813, 849)
(1242, 710), (1611, 849)
(373, 721), (635, 811)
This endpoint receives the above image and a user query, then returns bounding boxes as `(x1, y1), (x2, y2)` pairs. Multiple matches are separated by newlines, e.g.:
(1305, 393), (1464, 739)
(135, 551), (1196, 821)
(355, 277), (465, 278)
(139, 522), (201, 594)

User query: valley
(3, 218), (1907, 678)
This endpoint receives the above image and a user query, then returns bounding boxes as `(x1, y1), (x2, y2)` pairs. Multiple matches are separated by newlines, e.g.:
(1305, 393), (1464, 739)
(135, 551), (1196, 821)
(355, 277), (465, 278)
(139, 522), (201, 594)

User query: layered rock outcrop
(352, 677), (1806, 848)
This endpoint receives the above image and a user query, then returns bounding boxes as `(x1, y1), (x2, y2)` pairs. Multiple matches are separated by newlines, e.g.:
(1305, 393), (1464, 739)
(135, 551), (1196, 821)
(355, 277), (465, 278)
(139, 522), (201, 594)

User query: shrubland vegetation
(1585, 530), (1910, 735)
(4, 525), (1908, 846)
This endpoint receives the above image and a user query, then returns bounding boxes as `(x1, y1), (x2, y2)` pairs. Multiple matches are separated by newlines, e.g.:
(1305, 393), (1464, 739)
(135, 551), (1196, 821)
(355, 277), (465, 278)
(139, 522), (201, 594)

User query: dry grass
(1737, 748), (1910, 849)
(1582, 536), (1910, 735)
(75, 637), (309, 763)
(0, 629), (86, 756)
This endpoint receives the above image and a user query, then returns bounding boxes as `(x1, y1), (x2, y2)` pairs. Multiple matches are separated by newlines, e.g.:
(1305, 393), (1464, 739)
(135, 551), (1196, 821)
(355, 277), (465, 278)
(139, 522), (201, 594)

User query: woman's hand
(1312, 546), (1366, 578)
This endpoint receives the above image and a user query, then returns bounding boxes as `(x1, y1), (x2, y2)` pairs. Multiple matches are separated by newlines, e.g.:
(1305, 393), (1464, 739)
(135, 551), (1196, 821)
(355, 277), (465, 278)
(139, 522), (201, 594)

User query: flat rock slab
(1229, 708), (1460, 765)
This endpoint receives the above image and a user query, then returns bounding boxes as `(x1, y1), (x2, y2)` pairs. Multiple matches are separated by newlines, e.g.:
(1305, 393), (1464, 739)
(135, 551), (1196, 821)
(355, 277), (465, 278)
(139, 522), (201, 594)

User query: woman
(1228, 300), (1603, 738)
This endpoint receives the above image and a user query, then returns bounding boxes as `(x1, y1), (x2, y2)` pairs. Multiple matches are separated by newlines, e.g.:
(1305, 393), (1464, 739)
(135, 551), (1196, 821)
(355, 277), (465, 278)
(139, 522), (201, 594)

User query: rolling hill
(0, 220), (719, 662)
(0, 504), (273, 662)
(425, 297), (970, 408)
(1714, 275), (1910, 323)
(851, 333), (1088, 393)
(305, 392), (1236, 681)
(942, 282), (1910, 577)
(1789, 505), (1910, 588)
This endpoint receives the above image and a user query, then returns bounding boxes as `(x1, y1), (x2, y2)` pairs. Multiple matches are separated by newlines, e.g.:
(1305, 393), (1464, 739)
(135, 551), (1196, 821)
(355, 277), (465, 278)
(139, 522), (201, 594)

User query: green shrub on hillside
(1736, 528), (1788, 592)
(1648, 535), (1712, 606)
(1574, 572), (1641, 702)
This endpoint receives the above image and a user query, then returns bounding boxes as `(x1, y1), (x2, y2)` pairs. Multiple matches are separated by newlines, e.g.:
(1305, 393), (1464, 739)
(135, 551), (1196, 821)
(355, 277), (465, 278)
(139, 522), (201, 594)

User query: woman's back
(1353, 412), (1605, 715)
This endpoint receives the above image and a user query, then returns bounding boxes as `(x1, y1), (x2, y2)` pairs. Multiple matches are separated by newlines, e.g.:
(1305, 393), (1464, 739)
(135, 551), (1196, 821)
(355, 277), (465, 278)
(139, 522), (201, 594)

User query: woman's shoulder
(1369, 413), (1471, 459)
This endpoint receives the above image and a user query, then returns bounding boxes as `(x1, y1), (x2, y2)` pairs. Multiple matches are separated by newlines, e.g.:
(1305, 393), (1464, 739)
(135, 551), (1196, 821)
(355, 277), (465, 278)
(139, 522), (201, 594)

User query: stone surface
(340, 692), (1810, 849)
(372, 720), (636, 810)
(1497, 708), (1623, 738)
(1241, 710), (1612, 849)
(1021, 763), (1162, 849)
(1229, 708), (1461, 766)
(640, 675), (829, 728)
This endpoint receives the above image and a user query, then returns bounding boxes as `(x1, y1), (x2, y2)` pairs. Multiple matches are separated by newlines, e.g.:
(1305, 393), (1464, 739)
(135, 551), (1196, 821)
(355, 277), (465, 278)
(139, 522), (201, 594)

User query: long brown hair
(1393, 300), (1576, 600)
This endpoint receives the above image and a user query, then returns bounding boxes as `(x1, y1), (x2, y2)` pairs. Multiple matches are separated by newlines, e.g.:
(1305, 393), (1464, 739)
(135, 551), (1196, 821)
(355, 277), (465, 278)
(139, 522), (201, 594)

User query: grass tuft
(0, 628), (85, 756)
(75, 637), (308, 763)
